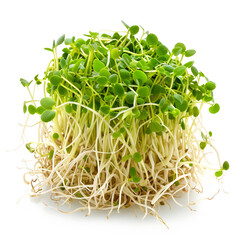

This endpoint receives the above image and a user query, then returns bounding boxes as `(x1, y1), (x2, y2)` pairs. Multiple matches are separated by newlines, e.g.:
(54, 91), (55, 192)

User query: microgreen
(20, 24), (225, 220)
(132, 152), (142, 162)
(185, 49), (196, 57)
(156, 45), (168, 56)
(137, 86), (150, 98)
(222, 161), (229, 171)
(50, 75), (62, 86)
(146, 33), (158, 46)
(40, 97), (56, 110)
(41, 110), (56, 122)
(209, 103), (220, 114)
(53, 133), (59, 139)
(129, 25), (139, 35)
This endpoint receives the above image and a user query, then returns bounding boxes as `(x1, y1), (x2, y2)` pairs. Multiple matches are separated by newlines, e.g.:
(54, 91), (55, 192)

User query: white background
(0, 0), (239, 239)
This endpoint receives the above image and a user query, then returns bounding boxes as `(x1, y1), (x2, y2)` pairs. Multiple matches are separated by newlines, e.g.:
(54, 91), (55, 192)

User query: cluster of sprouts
(21, 22), (229, 225)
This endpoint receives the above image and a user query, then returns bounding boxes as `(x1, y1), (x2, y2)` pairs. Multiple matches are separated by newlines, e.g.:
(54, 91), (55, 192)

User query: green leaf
(119, 127), (125, 133)
(60, 58), (66, 69)
(222, 161), (229, 171)
(121, 20), (129, 29)
(113, 83), (125, 97)
(132, 177), (141, 183)
(97, 76), (108, 85)
(130, 167), (137, 177)
(89, 31), (99, 37)
(175, 42), (186, 52)
(53, 133), (59, 139)
(149, 121), (164, 133)
(175, 99), (188, 112)
(132, 152), (142, 162)
(122, 154), (132, 162)
(125, 91), (135, 104)
(104, 94), (114, 102)
(28, 105), (36, 115)
(75, 192), (83, 198)
(173, 66), (186, 76)
(93, 59), (105, 72)
(72, 59), (81, 72)
(65, 104), (72, 113)
(136, 110), (148, 120)
(20, 78), (32, 87)
(185, 49), (196, 57)
(36, 106), (45, 114)
(133, 187), (140, 192)
(151, 84), (166, 95)
(40, 97), (56, 110)
(137, 86), (150, 98)
(171, 108), (180, 118)
(205, 81), (216, 91)
(200, 141), (207, 149)
(41, 110), (56, 122)
(133, 70), (147, 85)
(129, 25), (139, 35)
(163, 65), (174, 73)
(193, 106), (199, 117)
(156, 45), (168, 56)
(120, 69), (130, 80)
(215, 170), (223, 177)
(191, 66), (198, 76)
(184, 61), (194, 68)
(209, 103), (220, 114)
(44, 48), (53, 52)
(122, 53), (132, 66)
(181, 120), (185, 130)
(110, 48), (120, 59)
(23, 103), (27, 113)
(174, 94), (184, 105)
(26, 143), (35, 153)
(58, 86), (67, 96)
(56, 34), (65, 46)
(49, 150), (54, 159)
(146, 33), (158, 46)
(109, 74), (118, 84)
(50, 75), (62, 86)
(65, 38), (72, 45)
(112, 132), (121, 138)
(203, 96), (213, 102)
(100, 105), (110, 114)
(172, 47), (182, 56)
(159, 98), (168, 113)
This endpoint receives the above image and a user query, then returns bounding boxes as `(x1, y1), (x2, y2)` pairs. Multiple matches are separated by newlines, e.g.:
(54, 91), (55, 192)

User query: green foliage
(185, 49), (196, 57)
(100, 105), (110, 115)
(28, 105), (36, 115)
(113, 83), (125, 97)
(215, 170), (223, 177)
(50, 75), (62, 86)
(40, 97), (56, 110)
(93, 59), (105, 72)
(222, 161), (229, 170)
(132, 152), (142, 162)
(209, 103), (220, 114)
(21, 25), (223, 181)
(133, 70), (147, 85)
(41, 110), (56, 122)
(56, 34), (65, 46)
(146, 33), (158, 46)
(53, 133), (59, 139)
(129, 25), (139, 35)
(137, 86), (150, 98)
